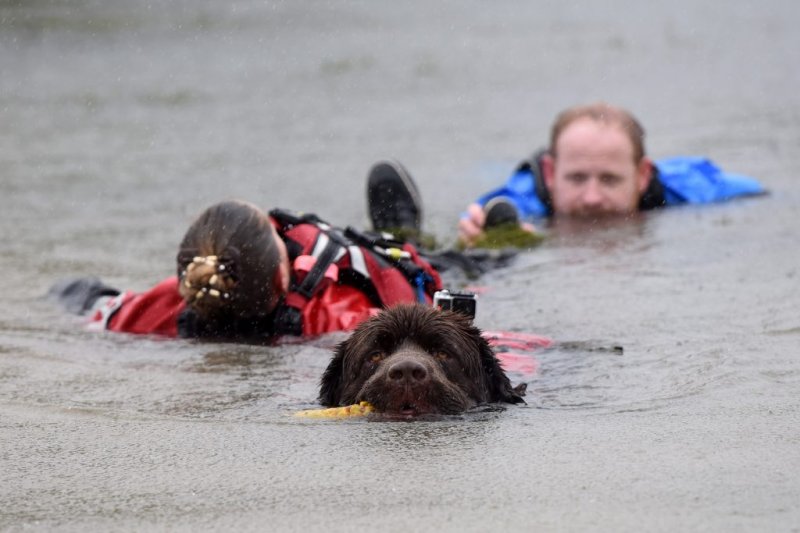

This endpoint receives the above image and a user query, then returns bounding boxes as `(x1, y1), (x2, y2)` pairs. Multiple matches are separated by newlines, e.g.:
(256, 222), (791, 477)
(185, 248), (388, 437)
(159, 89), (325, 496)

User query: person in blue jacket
(441, 102), (766, 247)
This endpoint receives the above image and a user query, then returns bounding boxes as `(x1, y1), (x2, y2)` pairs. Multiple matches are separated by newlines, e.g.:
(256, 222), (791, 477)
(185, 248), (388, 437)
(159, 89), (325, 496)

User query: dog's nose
(387, 359), (429, 384)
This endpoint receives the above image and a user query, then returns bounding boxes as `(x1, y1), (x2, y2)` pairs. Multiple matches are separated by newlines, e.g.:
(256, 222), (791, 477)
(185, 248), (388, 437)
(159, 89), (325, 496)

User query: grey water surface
(2, 1), (799, 531)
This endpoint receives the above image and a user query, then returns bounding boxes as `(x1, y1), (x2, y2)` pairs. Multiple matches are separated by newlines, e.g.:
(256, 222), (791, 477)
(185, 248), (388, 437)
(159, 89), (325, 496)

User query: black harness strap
(267, 208), (435, 336)
(295, 236), (342, 299)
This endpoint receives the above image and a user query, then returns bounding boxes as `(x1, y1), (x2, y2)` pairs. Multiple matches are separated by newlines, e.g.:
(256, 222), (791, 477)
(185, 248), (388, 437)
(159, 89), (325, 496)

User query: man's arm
(457, 165), (547, 247)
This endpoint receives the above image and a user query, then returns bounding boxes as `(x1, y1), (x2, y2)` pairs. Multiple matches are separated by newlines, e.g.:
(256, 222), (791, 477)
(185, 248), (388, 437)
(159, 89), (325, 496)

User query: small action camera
(433, 290), (477, 319)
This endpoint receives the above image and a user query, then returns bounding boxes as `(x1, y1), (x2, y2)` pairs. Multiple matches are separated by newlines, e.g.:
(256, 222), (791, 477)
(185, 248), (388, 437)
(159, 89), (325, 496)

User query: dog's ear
(478, 337), (526, 405)
(318, 341), (347, 406)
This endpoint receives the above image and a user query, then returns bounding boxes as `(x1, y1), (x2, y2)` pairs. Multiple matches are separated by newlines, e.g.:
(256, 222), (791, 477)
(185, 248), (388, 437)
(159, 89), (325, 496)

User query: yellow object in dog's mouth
(295, 401), (374, 419)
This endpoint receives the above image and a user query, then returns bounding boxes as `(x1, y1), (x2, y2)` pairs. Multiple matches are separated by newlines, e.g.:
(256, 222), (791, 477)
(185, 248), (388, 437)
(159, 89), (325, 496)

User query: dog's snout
(387, 359), (429, 384)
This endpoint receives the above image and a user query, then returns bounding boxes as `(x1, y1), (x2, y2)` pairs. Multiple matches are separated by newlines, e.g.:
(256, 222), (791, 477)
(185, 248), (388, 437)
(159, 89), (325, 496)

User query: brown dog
(319, 304), (526, 417)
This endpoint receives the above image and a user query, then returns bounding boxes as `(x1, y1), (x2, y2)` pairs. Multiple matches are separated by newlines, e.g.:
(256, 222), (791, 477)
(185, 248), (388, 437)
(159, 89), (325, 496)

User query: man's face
(542, 118), (651, 218)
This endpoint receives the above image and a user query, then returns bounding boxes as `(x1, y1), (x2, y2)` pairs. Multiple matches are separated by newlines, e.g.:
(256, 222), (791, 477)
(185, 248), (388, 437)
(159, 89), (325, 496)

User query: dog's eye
(369, 352), (386, 364)
(434, 352), (451, 362)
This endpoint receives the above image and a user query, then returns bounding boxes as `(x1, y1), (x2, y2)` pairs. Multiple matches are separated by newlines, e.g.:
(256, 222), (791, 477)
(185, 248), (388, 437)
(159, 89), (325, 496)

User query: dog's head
(319, 303), (526, 416)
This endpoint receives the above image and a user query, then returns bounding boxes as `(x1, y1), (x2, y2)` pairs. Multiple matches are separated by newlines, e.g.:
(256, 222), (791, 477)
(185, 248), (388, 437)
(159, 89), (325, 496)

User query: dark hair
(176, 200), (283, 324)
(549, 102), (647, 163)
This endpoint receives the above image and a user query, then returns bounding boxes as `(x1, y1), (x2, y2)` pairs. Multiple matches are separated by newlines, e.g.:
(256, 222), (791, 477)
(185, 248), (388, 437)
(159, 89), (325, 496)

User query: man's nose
(581, 178), (605, 205)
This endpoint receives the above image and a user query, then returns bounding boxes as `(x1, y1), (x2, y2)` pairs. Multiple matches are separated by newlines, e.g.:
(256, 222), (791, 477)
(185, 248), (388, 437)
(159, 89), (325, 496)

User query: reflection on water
(546, 212), (651, 249)
(350, 414), (497, 453)
(188, 345), (286, 373)
(526, 342), (737, 414)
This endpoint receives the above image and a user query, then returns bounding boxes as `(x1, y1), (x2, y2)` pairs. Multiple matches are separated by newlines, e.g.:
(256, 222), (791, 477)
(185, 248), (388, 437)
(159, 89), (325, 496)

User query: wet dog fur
(319, 304), (526, 417)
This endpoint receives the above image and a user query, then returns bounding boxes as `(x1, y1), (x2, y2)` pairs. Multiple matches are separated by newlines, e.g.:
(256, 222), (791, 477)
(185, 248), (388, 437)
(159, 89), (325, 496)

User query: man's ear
(637, 157), (654, 195)
(541, 153), (556, 190)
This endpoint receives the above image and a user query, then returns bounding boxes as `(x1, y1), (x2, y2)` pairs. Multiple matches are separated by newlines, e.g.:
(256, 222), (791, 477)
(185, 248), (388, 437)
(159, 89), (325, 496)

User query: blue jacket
(474, 153), (765, 219)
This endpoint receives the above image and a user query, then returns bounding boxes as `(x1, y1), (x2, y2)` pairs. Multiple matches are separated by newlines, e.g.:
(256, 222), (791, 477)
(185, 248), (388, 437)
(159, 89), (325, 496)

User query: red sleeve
(105, 277), (186, 337)
(301, 283), (379, 336)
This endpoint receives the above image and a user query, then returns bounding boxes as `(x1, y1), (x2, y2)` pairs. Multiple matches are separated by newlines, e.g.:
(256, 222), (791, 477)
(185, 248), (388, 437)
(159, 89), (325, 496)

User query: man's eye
(600, 174), (623, 186)
(369, 352), (385, 364)
(566, 173), (588, 184)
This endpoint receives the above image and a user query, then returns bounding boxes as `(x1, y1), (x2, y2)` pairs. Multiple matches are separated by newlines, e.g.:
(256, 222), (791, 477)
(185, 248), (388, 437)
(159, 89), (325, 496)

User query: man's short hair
(549, 102), (647, 163)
